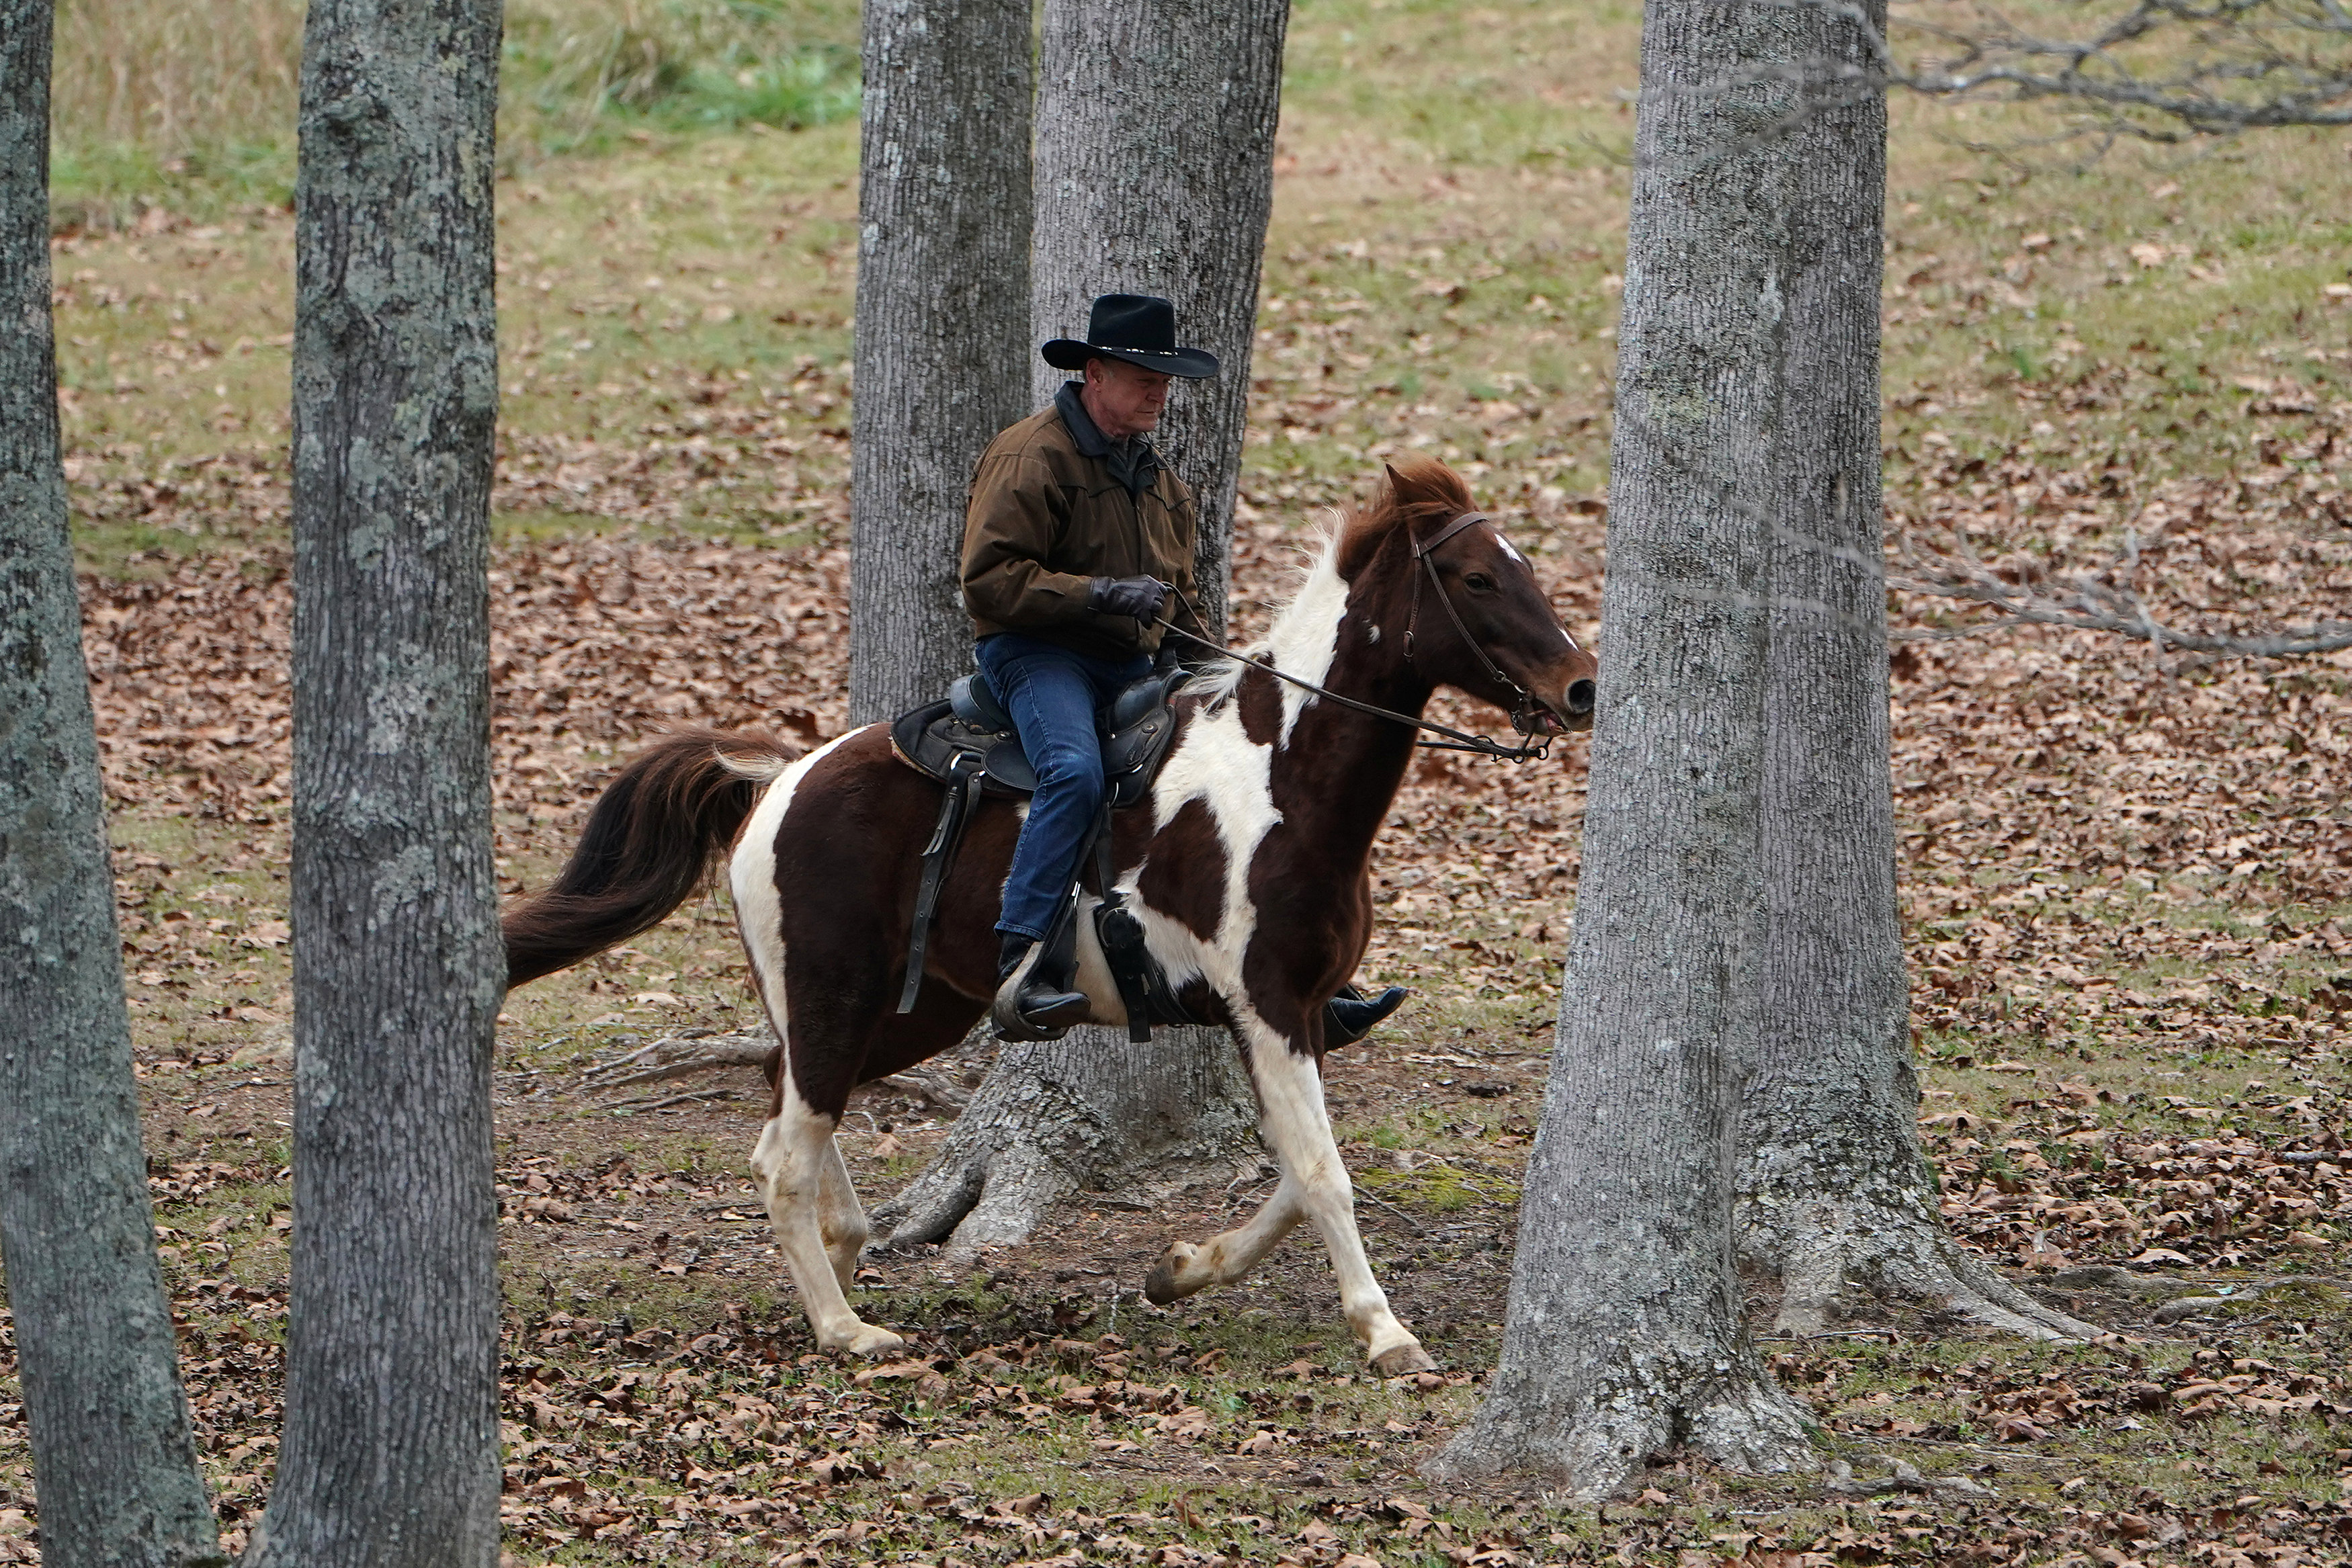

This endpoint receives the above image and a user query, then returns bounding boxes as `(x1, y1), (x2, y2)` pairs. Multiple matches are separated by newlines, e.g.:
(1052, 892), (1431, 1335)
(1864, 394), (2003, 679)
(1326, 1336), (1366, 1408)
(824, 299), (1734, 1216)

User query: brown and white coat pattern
(499, 460), (1595, 1370)
(729, 476), (1593, 1369)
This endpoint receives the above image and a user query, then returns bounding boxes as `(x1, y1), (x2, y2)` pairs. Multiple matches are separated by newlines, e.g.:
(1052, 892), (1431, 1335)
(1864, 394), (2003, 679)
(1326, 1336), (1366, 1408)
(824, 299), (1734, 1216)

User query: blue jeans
(977, 634), (1150, 941)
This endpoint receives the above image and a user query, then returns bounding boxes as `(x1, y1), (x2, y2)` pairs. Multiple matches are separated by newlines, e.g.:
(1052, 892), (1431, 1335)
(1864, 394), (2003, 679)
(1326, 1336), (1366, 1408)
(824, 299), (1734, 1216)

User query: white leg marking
(1145, 1172), (1308, 1304)
(1233, 1011), (1430, 1373)
(751, 1077), (903, 1358)
(815, 1135), (870, 1296)
(1138, 535), (1427, 1372)
(730, 728), (902, 1357)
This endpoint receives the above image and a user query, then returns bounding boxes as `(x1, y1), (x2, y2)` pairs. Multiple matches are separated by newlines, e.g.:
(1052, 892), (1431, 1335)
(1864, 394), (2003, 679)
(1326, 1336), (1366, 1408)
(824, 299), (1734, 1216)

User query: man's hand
(1088, 575), (1171, 621)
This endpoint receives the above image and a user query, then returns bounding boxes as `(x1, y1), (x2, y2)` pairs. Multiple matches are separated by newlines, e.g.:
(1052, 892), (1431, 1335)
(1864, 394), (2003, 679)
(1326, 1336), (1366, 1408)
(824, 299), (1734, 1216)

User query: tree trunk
(1730, 0), (2093, 1343)
(847, 0), (1034, 725)
(0, 9), (223, 1563)
(876, 0), (1289, 1252)
(1429, 0), (1824, 1496)
(245, 0), (505, 1561)
(1028, 0), (1290, 638)
(874, 1029), (1263, 1254)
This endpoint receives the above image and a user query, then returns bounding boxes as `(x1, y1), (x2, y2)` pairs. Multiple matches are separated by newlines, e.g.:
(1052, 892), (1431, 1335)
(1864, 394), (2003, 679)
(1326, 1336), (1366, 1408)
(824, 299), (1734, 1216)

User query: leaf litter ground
(15, 399), (2349, 1564)
(15, 0), (2352, 1555)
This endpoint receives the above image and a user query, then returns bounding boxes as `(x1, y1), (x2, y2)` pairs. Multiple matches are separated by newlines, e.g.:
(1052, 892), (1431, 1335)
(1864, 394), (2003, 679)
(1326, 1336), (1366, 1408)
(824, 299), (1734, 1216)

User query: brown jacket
(960, 396), (1209, 662)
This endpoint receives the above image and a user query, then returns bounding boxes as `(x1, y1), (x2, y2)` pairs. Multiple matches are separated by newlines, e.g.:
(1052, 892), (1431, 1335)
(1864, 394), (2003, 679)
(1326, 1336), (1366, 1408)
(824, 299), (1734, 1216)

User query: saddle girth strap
(896, 750), (984, 1014)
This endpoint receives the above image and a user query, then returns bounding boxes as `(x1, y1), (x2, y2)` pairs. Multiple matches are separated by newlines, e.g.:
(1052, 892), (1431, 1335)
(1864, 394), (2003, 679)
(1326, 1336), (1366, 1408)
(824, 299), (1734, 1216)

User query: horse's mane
(1335, 455), (1475, 580)
(1191, 455), (1474, 702)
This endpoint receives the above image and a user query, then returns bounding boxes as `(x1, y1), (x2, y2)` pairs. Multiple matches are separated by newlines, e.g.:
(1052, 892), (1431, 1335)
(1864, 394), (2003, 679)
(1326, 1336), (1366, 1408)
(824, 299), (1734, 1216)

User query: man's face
(1083, 357), (1174, 439)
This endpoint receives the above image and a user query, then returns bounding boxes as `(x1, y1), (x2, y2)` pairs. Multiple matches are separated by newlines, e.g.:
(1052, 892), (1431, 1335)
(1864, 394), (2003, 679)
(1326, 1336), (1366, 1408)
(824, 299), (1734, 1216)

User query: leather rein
(1153, 511), (1569, 764)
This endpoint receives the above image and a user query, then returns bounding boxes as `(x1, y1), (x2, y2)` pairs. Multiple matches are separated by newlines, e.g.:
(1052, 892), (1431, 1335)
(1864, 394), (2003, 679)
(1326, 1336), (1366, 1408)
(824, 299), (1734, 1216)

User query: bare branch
(1892, 547), (2352, 657)
(1742, 0), (2352, 140)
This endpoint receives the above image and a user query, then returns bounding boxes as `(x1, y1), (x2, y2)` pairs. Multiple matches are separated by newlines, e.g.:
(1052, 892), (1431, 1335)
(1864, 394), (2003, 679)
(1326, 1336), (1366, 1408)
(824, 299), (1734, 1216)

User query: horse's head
(1341, 458), (1597, 736)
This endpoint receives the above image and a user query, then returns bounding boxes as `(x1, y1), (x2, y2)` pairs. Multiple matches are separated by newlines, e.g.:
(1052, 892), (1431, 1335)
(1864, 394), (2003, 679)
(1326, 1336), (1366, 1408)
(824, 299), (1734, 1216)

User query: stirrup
(990, 975), (1090, 1042)
(989, 945), (1090, 1043)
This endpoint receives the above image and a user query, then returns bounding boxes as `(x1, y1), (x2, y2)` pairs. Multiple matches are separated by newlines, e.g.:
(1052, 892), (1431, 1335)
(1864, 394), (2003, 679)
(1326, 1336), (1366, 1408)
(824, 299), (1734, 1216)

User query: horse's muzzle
(1542, 677), (1596, 734)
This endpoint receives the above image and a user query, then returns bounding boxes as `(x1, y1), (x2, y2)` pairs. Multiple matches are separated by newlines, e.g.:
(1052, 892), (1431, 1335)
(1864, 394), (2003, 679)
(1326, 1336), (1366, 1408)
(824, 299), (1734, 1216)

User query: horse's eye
(1464, 572), (1495, 593)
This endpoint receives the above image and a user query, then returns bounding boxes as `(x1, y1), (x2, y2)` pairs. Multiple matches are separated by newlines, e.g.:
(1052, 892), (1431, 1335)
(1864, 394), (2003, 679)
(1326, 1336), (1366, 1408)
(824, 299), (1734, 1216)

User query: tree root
(1427, 1356), (1818, 1499)
(600, 1086), (747, 1114)
(579, 1030), (773, 1092)
(1745, 1196), (2100, 1342)
(570, 1027), (970, 1115)
(1826, 1457), (1996, 1501)
(2144, 1274), (2349, 1326)
(871, 1025), (1261, 1260)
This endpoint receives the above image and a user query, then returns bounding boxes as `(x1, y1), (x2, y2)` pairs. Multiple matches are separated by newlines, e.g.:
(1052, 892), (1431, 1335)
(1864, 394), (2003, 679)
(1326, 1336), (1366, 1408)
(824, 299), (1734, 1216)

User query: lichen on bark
(1435, 0), (1876, 1495)
(849, 0), (1034, 724)
(245, 0), (507, 1561)
(1730, 0), (2091, 1344)
(0, 3), (223, 1561)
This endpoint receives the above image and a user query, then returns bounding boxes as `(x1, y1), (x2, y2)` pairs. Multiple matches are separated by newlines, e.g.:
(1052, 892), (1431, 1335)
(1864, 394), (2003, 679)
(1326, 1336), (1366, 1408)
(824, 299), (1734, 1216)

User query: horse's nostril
(1564, 678), (1596, 715)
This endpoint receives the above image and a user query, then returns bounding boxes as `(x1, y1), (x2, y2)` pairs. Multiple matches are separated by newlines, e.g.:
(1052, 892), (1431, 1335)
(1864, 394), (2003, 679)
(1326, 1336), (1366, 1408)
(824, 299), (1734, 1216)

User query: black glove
(1088, 575), (1171, 621)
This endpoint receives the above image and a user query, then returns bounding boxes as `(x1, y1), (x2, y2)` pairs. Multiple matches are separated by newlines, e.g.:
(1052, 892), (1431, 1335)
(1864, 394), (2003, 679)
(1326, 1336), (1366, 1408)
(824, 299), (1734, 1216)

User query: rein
(1152, 511), (1558, 765)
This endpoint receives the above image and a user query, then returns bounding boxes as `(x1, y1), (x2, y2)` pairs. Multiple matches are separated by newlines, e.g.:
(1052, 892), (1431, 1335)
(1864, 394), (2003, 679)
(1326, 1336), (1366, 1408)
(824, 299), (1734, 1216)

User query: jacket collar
(1054, 381), (1161, 498)
(1054, 380), (1115, 457)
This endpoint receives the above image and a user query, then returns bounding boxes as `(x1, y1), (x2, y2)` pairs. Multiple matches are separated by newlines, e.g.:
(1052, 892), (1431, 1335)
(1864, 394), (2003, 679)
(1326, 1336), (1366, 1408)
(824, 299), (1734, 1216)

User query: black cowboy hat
(1041, 293), (1220, 379)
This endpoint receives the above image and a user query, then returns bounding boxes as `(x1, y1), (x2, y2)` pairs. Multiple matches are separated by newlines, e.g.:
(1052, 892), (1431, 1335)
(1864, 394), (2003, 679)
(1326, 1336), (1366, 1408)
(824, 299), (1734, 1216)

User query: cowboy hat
(1041, 293), (1220, 379)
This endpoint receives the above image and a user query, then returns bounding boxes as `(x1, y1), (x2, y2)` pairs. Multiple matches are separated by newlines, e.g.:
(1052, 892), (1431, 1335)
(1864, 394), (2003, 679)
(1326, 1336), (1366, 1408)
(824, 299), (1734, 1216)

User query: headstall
(1155, 510), (1568, 763)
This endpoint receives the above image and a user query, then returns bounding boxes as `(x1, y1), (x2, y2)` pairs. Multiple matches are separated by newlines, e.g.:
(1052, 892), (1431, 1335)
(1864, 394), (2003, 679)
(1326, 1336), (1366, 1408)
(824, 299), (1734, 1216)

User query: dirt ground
(11, 0), (2352, 1558)
(13, 403), (2351, 1567)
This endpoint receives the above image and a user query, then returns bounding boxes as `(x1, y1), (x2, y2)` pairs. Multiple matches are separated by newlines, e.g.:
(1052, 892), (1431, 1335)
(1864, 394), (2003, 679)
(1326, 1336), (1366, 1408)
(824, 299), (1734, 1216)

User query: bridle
(1404, 509), (1576, 746)
(1154, 511), (1574, 763)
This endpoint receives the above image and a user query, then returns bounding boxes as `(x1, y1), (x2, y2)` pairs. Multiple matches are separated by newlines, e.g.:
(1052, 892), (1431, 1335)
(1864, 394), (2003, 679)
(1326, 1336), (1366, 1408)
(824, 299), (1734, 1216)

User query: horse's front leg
(1145, 1006), (1434, 1377)
(750, 1074), (904, 1359)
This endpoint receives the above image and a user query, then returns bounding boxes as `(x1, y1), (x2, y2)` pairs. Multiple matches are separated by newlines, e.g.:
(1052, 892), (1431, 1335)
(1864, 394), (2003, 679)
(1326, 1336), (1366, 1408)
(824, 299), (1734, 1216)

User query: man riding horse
(962, 294), (1405, 1043)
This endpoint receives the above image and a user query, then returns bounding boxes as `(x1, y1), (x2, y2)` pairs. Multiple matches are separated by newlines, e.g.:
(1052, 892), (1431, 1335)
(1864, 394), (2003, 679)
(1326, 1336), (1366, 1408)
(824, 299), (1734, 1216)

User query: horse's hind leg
(814, 1136), (867, 1297)
(1143, 1176), (1308, 1301)
(751, 1073), (905, 1359)
(1148, 1011), (1433, 1376)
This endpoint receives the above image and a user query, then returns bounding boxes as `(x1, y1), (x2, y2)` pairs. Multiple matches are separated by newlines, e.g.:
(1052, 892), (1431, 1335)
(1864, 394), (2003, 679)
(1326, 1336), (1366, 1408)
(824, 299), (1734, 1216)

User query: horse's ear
(1382, 464), (1416, 527)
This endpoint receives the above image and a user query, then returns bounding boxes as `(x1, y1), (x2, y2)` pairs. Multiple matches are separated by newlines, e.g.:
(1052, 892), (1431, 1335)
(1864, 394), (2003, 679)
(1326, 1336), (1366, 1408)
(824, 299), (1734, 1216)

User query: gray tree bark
(1730, 0), (2092, 1343)
(0, 7), (223, 1563)
(876, 0), (1289, 1252)
(1028, 0), (1290, 636)
(1429, 0), (1826, 1496)
(847, 0), (1034, 725)
(874, 1030), (1263, 1255)
(244, 0), (505, 1561)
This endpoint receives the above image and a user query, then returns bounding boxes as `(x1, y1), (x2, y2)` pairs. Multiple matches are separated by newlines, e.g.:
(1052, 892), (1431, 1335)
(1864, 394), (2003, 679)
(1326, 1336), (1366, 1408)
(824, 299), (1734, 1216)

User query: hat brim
(1041, 339), (1220, 379)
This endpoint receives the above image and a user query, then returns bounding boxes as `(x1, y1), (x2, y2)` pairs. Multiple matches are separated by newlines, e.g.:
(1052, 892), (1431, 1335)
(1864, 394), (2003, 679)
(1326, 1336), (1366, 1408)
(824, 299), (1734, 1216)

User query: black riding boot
(1323, 982), (1408, 1046)
(993, 931), (1090, 1041)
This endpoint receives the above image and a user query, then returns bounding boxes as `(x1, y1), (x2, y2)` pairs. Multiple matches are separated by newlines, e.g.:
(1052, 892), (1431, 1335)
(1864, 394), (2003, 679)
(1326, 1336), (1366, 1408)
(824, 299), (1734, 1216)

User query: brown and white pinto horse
(503, 458), (1596, 1373)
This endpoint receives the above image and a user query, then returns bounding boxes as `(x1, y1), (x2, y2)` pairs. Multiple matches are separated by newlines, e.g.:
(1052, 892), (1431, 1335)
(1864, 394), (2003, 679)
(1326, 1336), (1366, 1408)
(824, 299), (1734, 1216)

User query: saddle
(887, 666), (1187, 806)
(886, 667), (1198, 1035)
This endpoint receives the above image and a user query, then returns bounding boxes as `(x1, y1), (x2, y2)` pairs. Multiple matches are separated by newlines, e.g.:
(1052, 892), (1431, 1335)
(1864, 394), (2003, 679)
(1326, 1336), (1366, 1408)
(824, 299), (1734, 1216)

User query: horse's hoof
(835, 1323), (907, 1360)
(1142, 1242), (1200, 1305)
(1370, 1340), (1436, 1377)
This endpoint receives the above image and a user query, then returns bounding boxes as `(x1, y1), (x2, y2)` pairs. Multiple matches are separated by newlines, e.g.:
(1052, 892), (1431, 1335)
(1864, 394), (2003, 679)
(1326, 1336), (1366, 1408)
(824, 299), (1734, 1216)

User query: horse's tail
(503, 726), (798, 988)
